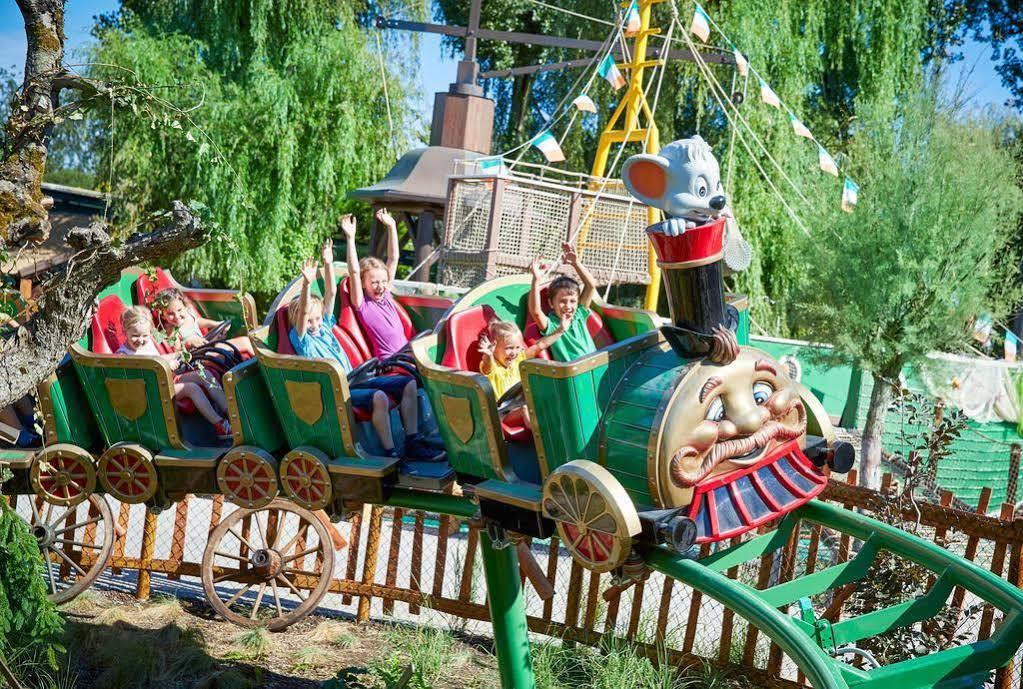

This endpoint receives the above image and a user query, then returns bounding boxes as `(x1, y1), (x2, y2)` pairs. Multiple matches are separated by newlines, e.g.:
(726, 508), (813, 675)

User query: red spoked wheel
(97, 443), (159, 504)
(279, 447), (332, 511)
(542, 460), (641, 573)
(30, 444), (96, 507)
(217, 446), (279, 509)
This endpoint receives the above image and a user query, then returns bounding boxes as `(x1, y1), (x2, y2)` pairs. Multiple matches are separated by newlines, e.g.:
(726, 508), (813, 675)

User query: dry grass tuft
(307, 620), (358, 649)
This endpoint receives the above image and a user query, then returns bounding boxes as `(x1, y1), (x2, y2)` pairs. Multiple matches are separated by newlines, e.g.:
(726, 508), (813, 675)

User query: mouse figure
(621, 135), (727, 236)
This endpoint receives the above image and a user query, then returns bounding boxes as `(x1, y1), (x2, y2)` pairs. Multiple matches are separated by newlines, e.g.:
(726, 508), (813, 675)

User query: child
(154, 287), (254, 358)
(528, 241), (599, 362)
(344, 208), (410, 359)
(289, 238), (442, 461)
(478, 319), (566, 429)
(117, 306), (232, 440)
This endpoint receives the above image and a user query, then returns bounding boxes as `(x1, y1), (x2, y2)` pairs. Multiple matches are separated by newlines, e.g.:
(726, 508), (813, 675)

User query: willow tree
(436, 0), (945, 332)
(88, 0), (424, 299)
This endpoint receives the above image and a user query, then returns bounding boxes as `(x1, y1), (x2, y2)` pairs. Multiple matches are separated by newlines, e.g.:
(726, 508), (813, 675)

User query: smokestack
(646, 217), (737, 358)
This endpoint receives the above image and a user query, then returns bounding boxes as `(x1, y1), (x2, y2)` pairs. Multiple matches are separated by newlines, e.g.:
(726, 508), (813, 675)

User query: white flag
(690, 6), (711, 42)
(532, 131), (565, 163)
(572, 94), (597, 113)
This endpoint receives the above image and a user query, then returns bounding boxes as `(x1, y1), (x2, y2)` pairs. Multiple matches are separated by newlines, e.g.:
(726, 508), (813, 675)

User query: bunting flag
(733, 49), (749, 77)
(624, 1), (642, 37)
(690, 5), (711, 42)
(789, 112), (812, 139)
(531, 131), (566, 163)
(1006, 330), (1019, 363)
(598, 54), (627, 90)
(841, 177), (859, 213)
(572, 94), (597, 113)
(477, 157), (506, 176)
(759, 78), (780, 108)
(817, 145), (839, 177)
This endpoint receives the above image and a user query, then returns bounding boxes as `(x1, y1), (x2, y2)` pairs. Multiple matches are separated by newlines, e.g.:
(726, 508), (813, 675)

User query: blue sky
(0, 0), (1014, 126)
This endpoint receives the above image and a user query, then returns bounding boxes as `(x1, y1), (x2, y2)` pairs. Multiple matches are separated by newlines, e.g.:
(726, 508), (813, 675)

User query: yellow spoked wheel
(542, 460), (641, 573)
(30, 444), (96, 507)
(279, 447), (332, 510)
(97, 443), (159, 504)
(217, 446), (279, 509)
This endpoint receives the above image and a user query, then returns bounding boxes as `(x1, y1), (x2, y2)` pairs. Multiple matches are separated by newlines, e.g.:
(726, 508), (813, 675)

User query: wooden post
(383, 508), (404, 615)
(1007, 444), (1021, 505)
(135, 509), (158, 600)
(409, 511), (425, 614)
(167, 497), (189, 581)
(484, 179), (506, 279)
(357, 506), (384, 622)
(411, 211), (437, 282)
(342, 505), (365, 606)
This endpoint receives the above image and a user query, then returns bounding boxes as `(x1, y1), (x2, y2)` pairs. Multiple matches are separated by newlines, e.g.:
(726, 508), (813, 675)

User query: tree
(86, 1), (424, 301)
(789, 90), (1023, 488)
(435, 0), (950, 333)
(0, 0), (207, 409)
(943, 0), (1023, 109)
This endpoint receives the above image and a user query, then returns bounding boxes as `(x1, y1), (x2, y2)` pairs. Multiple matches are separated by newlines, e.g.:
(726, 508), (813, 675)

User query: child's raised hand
(375, 208), (396, 229)
(557, 313), (572, 333)
(560, 241), (579, 266)
(300, 257), (318, 284)
(478, 334), (495, 359)
(529, 257), (546, 279)
(339, 214), (356, 239)
(321, 238), (334, 265)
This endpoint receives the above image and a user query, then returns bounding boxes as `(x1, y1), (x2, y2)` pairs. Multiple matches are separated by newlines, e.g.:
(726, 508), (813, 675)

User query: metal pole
(479, 530), (535, 689)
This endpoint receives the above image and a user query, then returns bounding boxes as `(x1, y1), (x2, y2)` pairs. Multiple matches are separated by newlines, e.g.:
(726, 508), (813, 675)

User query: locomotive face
(653, 347), (807, 507)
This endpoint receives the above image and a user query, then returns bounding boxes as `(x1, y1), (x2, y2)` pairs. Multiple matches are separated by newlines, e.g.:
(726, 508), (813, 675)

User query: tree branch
(0, 201), (208, 407)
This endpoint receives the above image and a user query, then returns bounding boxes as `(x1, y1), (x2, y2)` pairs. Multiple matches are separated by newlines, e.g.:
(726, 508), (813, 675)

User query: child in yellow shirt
(478, 319), (566, 429)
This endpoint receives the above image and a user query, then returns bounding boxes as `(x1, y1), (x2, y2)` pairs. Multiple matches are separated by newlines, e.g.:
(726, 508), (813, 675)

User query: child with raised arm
(478, 319), (566, 429)
(528, 241), (599, 362)
(117, 306), (233, 440)
(290, 234), (441, 461)
(346, 208), (410, 359)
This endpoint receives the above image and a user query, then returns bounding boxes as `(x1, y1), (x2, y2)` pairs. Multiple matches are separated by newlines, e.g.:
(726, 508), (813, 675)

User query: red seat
(91, 295), (129, 354)
(339, 277), (415, 359)
(441, 305), (531, 442)
(269, 307), (390, 422)
(134, 268), (176, 307)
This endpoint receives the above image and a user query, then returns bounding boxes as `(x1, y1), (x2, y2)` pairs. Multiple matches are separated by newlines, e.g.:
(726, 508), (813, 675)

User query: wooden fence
(12, 470), (1023, 689)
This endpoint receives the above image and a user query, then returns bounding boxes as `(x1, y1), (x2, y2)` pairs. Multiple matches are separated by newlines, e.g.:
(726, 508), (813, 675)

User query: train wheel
(27, 494), (114, 604)
(279, 447), (332, 511)
(201, 499), (335, 631)
(217, 446), (279, 509)
(542, 460), (641, 573)
(30, 444), (96, 507)
(98, 443), (159, 504)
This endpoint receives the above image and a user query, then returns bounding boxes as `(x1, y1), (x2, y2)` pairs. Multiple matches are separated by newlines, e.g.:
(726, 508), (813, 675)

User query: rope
(374, 31), (399, 160)
(524, 0), (616, 26)
(677, 15), (811, 234)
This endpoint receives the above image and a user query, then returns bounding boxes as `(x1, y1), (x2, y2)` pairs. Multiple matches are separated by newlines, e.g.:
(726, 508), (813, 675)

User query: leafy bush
(0, 482), (65, 681)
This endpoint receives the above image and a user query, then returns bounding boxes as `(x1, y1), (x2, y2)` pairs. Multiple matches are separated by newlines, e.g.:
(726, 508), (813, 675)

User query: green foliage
(436, 0), (947, 331)
(790, 89), (1023, 379)
(532, 636), (754, 689)
(0, 499), (65, 675)
(87, 1), (425, 298)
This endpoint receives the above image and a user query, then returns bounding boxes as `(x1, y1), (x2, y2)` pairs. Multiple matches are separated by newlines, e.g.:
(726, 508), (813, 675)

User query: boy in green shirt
(528, 242), (599, 362)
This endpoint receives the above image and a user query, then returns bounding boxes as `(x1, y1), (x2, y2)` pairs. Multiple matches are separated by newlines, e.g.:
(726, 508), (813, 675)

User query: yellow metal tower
(588, 0), (666, 311)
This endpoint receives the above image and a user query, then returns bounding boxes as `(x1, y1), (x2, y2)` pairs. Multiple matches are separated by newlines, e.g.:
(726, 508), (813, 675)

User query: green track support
(479, 531), (536, 689)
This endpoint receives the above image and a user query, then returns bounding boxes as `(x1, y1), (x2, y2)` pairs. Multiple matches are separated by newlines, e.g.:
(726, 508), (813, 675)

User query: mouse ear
(622, 154), (671, 208)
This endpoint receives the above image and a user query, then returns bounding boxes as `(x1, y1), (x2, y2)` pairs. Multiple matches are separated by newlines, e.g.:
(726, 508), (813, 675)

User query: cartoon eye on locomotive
(2, 138), (1023, 688)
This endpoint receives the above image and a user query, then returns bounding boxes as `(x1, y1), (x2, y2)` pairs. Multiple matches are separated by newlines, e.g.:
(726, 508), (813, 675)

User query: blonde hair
(121, 306), (154, 334)
(488, 320), (522, 344)
(359, 256), (387, 273)
(287, 294), (323, 327)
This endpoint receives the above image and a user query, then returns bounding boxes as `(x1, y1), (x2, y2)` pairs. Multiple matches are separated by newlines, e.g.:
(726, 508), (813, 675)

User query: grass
(532, 636), (756, 689)
(364, 623), (470, 689)
(291, 645), (333, 671)
(224, 627), (272, 661)
(307, 621), (358, 649)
